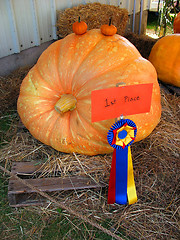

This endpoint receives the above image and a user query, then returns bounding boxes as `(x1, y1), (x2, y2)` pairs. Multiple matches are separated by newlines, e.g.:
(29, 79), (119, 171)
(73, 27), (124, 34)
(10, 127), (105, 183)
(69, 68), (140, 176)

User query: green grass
(0, 112), (18, 146)
(147, 11), (174, 36)
(41, 217), (116, 240)
(0, 173), (43, 239)
(0, 169), (124, 240)
(147, 12), (159, 30)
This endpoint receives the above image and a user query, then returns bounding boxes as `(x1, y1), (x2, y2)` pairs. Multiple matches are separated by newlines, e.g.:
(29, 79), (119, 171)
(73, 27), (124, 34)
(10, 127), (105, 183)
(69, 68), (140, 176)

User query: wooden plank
(8, 176), (104, 194)
(11, 161), (42, 174)
(8, 192), (47, 207)
(8, 161), (105, 207)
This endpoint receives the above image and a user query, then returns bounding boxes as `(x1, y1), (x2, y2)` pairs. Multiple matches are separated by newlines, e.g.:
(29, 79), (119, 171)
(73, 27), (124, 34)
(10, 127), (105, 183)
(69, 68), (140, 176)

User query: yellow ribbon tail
(127, 146), (137, 205)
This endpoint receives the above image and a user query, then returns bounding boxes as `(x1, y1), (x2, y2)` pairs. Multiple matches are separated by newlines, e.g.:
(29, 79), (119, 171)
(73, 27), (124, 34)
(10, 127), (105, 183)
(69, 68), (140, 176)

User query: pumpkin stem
(55, 94), (77, 114)
(109, 17), (112, 26)
(78, 16), (81, 23)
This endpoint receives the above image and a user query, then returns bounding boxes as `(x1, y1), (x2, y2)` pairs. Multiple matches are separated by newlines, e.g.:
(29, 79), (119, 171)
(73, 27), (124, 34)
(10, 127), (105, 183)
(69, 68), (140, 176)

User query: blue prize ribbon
(107, 118), (137, 205)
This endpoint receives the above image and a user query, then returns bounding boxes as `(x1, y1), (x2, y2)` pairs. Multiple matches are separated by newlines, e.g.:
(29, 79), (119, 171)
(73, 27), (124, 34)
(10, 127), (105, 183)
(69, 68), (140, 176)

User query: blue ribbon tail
(115, 147), (128, 204)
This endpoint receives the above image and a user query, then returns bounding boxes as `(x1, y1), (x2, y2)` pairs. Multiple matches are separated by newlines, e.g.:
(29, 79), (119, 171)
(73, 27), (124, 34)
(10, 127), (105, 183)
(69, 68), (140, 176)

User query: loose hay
(0, 86), (179, 239)
(56, 3), (129, 39)
(0, 66), (31, 114)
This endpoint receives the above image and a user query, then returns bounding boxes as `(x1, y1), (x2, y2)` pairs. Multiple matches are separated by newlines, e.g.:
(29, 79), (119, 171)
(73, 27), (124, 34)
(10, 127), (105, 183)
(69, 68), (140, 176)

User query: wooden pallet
(8, 162), (105, 207)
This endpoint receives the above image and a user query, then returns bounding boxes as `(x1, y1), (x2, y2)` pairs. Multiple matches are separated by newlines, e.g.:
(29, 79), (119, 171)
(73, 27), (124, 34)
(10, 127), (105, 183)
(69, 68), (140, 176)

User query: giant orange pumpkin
(173, 12), (180, 33)
(17, 29), (161, 155)
(149, 34), (180, 87)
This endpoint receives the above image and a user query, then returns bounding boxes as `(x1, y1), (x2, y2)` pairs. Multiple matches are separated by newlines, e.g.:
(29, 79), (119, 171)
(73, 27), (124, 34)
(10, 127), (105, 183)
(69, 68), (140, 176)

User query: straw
(56, 2), (129, 39)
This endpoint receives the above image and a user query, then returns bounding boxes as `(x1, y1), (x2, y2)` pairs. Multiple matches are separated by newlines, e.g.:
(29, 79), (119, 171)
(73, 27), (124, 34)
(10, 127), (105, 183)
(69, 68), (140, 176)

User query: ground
(146, 28), (159, 39)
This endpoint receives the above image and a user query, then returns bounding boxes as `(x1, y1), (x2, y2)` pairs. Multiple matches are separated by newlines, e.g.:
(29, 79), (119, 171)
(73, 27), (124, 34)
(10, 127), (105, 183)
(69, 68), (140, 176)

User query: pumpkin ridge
(72, 34), (141, 96)
(76, 131), (110, 147)
(46, 113), (65, 148)
(26, 69), (38, 94)
(53, 32), (101, 93)
(71, 110), (92, 141)
(34, 65), (63, 95)
(68, 111), (105, 154)
(35, 41), (65, 93)
(75, 103), (113, 139)
(53, 41), (66, 93)
(48, 114), (62, 146)
(74, 109), (108, 143)
(71, 31), (105, 92)
(71, 128), (110, 154)
(19, 90), (60, 99)
(48, 114), (66, 148)
(57, 34), (80, 92)
(23, 108), (56, 130)
(76, 128), (110, 153)
(74, 60), (137, 98)
(93, 121), (111, 134)
(48, 112), (74, 152)
(31, 68), (61, 97)
(30, 110), (59, 146)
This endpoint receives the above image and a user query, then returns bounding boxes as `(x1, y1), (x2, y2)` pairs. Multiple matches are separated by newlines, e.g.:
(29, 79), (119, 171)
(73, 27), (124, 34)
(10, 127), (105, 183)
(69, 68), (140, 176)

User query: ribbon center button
(118, 130), (127, 139)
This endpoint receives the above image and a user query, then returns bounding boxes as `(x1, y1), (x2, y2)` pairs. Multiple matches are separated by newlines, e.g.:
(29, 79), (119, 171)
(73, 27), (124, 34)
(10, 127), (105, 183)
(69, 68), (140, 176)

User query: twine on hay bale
(56, 2), (129, 39)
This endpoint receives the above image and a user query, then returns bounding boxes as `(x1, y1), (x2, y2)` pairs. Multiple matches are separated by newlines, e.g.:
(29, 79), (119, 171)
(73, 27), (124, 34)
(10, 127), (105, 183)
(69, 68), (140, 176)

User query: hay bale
(0, 66), (31, 114)
(56, 2), (128, 39)
(124, 32), (158, 59)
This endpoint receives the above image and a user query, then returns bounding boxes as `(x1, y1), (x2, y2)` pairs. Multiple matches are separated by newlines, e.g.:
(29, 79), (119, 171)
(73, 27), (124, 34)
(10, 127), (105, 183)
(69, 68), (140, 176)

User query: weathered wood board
(8, 162), (105, 207)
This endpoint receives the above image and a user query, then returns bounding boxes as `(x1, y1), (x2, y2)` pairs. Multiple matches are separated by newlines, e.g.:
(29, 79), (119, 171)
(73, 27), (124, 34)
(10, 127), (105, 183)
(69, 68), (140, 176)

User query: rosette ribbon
(107, 119), (137, 205)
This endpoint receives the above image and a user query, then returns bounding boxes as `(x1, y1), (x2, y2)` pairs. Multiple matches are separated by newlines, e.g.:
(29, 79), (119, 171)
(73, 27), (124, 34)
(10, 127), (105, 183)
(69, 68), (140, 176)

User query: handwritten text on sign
(91, 83), (153, 122)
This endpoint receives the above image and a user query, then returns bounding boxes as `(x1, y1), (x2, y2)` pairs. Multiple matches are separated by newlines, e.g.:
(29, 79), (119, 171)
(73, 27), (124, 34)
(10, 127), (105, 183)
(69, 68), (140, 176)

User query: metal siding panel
(120, 1), (132, 12)
(126, 0), (134, 13)
(50, 0), (58, 40)
(55, 0), (132, 10)
(139, 0), (143, 34)
(144, 0), (150, 10)
(0, 0), (19, 58)
(85, 0), (101, 4)
(71, 0), (85, 7)
(55, 0), (72, 10)
(109, 0), (119, 6)
(96, 0), (107, 4)
(11, 0), (37, 51)
(129, 0), (140, 14)
(136, 0), (141, 13)
(35, 0), (54, 43)
(98, 0), (133, 13)
(29, 0), (40, 46)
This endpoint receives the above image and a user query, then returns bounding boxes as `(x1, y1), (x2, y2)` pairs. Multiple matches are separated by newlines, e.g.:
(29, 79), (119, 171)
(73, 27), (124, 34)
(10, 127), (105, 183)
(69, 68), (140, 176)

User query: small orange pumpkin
(149, 34), (180, 87)
(101, 18), (117, 36)
(17, 29), (161, 155)
(173, 12), (180, 33)
(72, 16), (87, 35)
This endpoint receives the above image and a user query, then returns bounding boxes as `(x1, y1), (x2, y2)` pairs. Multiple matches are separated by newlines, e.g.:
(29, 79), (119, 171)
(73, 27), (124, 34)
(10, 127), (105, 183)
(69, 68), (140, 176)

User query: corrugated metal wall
(0, 0), (151, 59)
